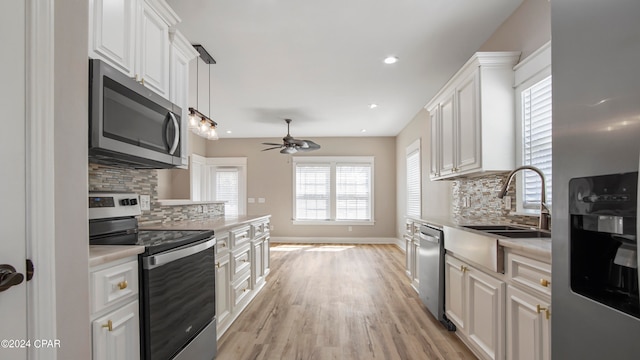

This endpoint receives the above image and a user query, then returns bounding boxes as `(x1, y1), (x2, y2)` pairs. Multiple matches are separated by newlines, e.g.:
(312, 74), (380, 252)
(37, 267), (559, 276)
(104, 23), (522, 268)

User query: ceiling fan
(262, 119), (321, 154)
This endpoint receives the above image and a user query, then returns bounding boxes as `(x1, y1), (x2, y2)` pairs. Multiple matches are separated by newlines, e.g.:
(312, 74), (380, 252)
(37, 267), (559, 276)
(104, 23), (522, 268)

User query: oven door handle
(144, 238), (216, 270)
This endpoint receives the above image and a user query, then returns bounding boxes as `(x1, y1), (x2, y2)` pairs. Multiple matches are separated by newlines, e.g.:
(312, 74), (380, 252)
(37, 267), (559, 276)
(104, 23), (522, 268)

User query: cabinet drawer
(232, 245), (251, 279)
(216, 231), (230, 254)
(251, 219), (269, 239)
(231, 225), (251, 247)
(232, 272), (252, 307)
(90, 259), (139, 314)
(507, 252), (551, 298)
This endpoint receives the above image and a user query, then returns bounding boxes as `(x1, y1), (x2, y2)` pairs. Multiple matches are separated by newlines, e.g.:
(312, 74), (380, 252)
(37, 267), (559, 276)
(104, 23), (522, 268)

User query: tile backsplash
(89, 163), (224, 225)
(452, 173), (539, 227)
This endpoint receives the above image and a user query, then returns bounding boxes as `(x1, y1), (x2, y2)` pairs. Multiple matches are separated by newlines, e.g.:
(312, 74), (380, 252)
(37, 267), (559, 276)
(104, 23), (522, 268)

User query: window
(521, 76), (552, 209)
(406, 139), (421, 217)
(293, 156), (374, 224)
(514, 42), (552, 214)
(190, 155), (247, 216)
(215, 167), (240, 216)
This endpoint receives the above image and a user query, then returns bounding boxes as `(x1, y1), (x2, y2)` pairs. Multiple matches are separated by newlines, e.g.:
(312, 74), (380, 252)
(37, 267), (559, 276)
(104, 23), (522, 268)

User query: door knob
(0, 264), (25, 292)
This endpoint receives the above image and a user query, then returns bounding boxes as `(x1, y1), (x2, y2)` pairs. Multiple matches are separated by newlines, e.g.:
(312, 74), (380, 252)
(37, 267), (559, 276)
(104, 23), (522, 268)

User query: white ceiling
(168, 0), (523, 139)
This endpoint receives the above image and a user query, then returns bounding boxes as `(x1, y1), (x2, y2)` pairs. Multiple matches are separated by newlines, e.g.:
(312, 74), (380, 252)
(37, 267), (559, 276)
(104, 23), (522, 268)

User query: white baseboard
(271, 236), (401, 245)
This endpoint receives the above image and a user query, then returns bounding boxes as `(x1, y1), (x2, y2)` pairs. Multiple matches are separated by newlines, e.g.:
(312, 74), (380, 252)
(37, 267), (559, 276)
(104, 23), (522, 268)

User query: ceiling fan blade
(262, 146), (282, 151)
(296, 140), (321, 152)
(262, 142), (283, 146)
(280, 147), (297, 154)
(291, 139), (308, 147)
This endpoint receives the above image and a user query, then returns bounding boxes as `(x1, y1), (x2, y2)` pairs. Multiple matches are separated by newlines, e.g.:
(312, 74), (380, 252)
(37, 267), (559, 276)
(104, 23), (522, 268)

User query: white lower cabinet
(505, 250), (552, 360)
(215, 216), (271, 339)
(90, 257), (140, 360)
(215, 252), (232, 331)
(445, 254), (505, 360)
(506, 286), (551, 360)
(92, 300), (140, 360)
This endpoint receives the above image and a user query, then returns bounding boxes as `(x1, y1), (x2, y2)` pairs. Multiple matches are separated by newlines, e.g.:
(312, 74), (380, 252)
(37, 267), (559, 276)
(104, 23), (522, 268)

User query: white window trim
(292, 156), (375, 225)
(514, 42), (551, 215)
(190, 154), (247, 215)
(406, 139), (421, 218)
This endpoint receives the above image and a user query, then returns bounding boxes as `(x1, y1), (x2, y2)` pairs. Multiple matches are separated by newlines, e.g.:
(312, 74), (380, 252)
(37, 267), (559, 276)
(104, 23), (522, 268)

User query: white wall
(205, 137), (397, 239)
(54, 0), (90, 358)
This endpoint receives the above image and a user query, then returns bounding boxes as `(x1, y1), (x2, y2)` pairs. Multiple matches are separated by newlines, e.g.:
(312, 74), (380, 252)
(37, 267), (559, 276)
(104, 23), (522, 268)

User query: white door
(0, 1), (28, 358)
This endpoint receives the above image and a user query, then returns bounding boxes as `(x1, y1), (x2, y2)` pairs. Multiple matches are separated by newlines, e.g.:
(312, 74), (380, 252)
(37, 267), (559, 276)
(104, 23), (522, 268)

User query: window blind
(522, 75), (552, 208)
(336, 164), (371, 220)
(216, 167), (239, 216)
(406, 149), (421, 217)
(295, 164), (331, 220)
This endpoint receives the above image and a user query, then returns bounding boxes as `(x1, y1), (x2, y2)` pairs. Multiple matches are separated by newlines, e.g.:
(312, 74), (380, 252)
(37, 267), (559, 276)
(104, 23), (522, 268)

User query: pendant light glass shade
(189, 45), (219, 140)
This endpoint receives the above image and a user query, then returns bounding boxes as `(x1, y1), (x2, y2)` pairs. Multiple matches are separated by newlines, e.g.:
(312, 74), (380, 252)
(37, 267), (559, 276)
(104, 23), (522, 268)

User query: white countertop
(89, 245), (145, 267)
(409, 215), (552, 261)
(156, 199), (226, 206)
(140, 214), (271, 232)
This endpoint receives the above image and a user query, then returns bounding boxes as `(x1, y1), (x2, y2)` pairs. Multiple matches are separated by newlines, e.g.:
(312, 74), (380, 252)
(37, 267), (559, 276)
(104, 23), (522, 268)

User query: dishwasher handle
(419, 231), (440, 244)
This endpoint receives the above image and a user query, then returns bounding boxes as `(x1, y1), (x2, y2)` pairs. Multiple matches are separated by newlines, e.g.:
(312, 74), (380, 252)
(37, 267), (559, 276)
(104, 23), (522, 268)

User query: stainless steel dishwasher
(418, 224), (456, 331)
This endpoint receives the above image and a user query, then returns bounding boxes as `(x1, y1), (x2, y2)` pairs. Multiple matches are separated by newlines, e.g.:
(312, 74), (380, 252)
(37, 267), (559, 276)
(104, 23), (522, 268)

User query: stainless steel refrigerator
(552, 0), (640, 358)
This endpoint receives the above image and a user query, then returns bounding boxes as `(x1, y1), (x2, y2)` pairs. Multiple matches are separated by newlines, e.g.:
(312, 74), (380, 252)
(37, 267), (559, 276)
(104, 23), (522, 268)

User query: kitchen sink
(486, 230), (551, 238)
(462, 224), (529, 231)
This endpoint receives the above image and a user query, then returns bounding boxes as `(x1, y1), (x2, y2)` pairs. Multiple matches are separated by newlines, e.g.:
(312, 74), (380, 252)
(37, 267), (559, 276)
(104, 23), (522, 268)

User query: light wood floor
(216, 244), (477, 360)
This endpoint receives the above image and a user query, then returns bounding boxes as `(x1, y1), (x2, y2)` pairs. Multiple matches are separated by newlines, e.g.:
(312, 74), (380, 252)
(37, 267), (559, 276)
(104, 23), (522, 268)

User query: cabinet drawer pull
(242, 288), (248, 293)
(536, 305), (550, 320)
(102, 320), (113, 332)
(216, 262), (221, 269)
(117, 281), (128, 290)
(241, 259), (249, 263)
(540, 278), (550, 287)
(221, 242), (227, 247)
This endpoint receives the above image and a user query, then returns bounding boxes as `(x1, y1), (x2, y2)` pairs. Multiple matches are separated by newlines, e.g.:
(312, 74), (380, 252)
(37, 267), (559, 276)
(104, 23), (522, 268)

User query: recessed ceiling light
(369, 104), (378, 109)
(361, 129), (367, 133)
(226, 130), (232, 134)
(383, 56), (398, 64)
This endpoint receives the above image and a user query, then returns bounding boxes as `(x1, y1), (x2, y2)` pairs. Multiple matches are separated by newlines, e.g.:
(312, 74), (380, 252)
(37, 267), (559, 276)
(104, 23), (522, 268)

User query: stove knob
(129, 198), (138, 206)
(120, 199), (130, 206)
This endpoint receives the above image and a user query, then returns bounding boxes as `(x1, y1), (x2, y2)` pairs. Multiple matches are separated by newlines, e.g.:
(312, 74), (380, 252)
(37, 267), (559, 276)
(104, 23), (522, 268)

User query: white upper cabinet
(426, 52), (521, 180)
(169, 30), (198, 167)
(89, 0), (180, 99)
(88, 0), (137, 76)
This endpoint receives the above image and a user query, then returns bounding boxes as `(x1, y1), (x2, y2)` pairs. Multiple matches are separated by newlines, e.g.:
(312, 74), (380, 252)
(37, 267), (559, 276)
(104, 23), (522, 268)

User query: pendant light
(188, 45), (218, 140)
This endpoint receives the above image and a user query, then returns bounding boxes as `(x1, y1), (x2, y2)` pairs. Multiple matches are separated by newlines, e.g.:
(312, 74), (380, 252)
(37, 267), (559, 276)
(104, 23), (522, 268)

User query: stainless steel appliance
(89, 59), (183, 168)
(89, 192), (217, 360)
(552, 1), (640, 358)
(418, 224), (456, 331)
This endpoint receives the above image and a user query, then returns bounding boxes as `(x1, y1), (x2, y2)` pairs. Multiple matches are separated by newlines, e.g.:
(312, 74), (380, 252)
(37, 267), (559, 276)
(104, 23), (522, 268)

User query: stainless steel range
(89, 192), (217, 360)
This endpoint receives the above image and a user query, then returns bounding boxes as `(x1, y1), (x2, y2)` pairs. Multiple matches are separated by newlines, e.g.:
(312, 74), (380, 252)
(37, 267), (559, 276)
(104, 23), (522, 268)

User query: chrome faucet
(498, 165), (551, 231)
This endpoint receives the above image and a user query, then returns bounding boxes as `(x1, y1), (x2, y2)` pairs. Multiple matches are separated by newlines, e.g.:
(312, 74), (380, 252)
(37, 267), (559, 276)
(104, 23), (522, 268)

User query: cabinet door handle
(536, 305), (550, 320)
(540, 278), (550, 287)
(141, 77), (145, 85)
(117, 280), (128, 290)
(460, 265), (468, 273)
(102, 320), (113, 332)
(216, 262), (221, 269)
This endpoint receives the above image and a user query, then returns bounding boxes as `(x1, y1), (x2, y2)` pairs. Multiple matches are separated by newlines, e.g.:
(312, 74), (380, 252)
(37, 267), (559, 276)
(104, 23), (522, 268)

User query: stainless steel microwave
(89, 59), (182, 168)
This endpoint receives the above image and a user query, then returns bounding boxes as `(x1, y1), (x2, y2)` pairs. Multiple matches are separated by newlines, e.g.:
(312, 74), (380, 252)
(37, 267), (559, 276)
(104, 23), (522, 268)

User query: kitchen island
(142, 214), (272, 339)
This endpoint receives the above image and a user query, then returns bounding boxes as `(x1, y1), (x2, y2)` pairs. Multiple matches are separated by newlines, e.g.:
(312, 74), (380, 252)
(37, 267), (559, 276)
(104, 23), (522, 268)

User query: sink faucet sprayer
(498, 165), (551, 231)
